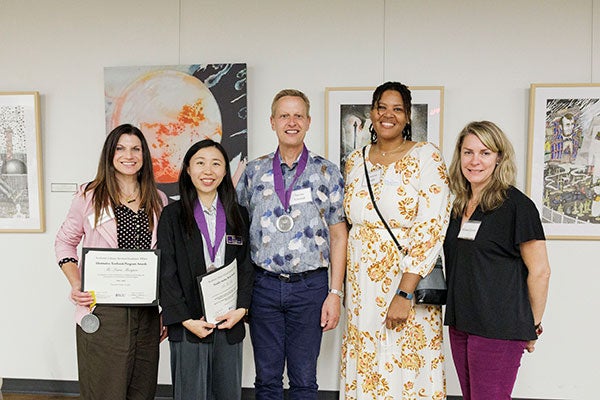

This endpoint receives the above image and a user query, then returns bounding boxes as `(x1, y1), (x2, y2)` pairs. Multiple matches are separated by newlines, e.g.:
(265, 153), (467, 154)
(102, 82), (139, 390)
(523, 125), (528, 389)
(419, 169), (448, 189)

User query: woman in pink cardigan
(55, 124), (167, 400)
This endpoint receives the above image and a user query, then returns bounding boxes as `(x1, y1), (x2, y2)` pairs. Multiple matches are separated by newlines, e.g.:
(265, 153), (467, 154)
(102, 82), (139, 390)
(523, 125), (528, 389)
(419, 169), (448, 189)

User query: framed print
(0, 92), (44, 232)
(527, 83), (600, 240)
(105, 63), (247, 201)
(325, 86), (443, 170)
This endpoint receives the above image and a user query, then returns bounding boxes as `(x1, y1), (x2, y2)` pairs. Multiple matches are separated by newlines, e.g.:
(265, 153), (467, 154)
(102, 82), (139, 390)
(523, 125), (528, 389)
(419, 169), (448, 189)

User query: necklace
(121, 186), (139, 204)
(378, 138), (406, 156)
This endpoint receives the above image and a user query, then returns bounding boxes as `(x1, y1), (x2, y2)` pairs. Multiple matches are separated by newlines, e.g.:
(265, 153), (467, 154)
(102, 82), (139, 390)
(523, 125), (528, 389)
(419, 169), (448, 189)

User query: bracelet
(535, 322), (543, 337)
(329, 288), (344, 299)
(58, 257), (78, 268)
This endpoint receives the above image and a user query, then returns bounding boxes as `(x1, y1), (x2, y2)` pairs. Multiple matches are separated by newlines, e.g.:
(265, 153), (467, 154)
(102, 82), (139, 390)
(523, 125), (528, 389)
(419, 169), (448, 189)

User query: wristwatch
(395, 289), (414, 300)
(329, 288), (344, 299)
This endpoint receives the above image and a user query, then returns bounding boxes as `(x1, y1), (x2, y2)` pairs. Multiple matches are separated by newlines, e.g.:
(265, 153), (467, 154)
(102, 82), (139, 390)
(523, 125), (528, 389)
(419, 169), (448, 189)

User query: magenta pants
(449, 326), (527, 400)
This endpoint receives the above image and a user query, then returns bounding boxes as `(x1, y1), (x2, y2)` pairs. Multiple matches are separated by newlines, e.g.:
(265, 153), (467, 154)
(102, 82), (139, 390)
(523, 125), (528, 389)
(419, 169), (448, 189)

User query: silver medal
(276, 215), (294, 232)
(81, 313), (100, 334)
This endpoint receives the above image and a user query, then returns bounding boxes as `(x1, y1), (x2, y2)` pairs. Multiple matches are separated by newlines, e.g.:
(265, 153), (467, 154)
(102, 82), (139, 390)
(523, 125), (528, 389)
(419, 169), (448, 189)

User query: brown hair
(85, 124), (163, 229)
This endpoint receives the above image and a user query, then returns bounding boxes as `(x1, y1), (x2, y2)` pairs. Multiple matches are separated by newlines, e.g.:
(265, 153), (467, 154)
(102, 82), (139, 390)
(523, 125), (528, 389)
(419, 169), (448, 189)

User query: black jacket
(157, 200), (254, 344)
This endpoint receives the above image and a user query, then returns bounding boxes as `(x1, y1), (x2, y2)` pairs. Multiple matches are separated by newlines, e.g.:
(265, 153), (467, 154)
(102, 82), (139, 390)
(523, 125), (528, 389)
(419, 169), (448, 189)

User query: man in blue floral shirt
(237, 89), (347, 400)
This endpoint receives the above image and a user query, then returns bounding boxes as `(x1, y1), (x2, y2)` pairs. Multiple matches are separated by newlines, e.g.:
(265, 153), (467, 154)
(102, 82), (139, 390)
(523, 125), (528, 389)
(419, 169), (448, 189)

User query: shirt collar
(277, 148), (306, 171)
(200, 194), (218, 216)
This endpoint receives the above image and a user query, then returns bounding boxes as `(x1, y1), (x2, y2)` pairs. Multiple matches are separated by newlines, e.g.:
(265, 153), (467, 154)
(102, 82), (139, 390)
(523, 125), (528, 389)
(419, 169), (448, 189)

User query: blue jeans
(250, 268), (328, 400)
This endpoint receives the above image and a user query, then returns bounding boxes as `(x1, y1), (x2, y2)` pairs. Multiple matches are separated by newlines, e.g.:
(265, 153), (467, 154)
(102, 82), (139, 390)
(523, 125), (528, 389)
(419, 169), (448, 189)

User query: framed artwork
(105, 63), (247, 199)
(325, 86), (444, 170)
(527, 83), (600, 240)
(0, 92), (44, 232)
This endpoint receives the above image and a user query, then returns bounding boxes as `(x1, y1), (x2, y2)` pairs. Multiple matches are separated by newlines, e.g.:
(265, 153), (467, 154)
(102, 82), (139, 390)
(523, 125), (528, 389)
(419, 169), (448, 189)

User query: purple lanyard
(193, 198), (226, 264)
(272, 146), (309, 211)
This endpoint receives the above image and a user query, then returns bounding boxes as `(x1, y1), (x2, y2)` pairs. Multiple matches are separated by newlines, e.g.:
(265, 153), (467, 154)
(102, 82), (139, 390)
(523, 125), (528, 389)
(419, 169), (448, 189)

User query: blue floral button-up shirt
(237, 149), (345, 274)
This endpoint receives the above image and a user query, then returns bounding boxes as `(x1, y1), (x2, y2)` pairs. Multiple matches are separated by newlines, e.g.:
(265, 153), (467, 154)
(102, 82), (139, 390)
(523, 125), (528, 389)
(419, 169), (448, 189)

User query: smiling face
(370, 89), (408, 143)
(112, 134), (143, 179)
(270, 95), (311, 151)
(460, 133), (500, 194)
(186, 145), (227, 200)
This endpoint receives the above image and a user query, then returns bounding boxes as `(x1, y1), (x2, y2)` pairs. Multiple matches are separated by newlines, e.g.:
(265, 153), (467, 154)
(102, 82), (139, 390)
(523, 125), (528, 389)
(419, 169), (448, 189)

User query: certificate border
(81, 247), (161, 306)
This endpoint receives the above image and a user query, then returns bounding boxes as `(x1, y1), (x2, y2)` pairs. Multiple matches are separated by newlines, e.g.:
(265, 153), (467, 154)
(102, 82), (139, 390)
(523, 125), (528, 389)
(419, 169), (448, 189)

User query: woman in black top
(444, 121), (551, 400)
(158, 139), (254, 400)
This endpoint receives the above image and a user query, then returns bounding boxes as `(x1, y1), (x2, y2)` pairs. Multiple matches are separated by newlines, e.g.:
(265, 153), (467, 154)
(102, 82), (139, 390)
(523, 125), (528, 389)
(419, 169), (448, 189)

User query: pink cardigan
(55, 185), (167, 321)
(55, 185), (167, 262)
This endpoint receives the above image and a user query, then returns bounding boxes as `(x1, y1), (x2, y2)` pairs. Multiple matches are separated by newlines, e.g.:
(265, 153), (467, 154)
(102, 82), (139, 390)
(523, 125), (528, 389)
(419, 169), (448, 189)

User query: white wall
(0, 0), (598, 398)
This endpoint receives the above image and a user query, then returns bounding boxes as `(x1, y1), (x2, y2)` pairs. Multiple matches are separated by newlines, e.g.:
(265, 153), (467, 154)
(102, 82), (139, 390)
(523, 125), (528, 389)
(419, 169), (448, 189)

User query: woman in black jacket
(158, 139), (254, 400)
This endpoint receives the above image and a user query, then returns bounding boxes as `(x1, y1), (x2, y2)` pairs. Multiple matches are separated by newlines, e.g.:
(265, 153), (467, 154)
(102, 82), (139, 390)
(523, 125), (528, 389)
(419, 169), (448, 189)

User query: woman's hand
(183, 317), (215, 339)
(385, 295), (412, 329)
(70, 286), (94, 307)
(525, 340), (537, 353)
(159, 313), (168, 342)
(215, 308), (246, 330)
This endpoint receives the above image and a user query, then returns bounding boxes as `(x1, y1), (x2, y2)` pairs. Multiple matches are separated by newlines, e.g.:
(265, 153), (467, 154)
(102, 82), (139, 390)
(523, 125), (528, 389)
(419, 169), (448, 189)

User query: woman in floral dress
(340, 82), (451, 399)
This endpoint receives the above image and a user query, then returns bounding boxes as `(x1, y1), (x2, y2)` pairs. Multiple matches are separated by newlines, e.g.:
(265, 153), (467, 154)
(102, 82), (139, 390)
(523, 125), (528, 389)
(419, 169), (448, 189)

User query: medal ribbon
(194, 198), (226, 264)
(272, 146), (309, 211)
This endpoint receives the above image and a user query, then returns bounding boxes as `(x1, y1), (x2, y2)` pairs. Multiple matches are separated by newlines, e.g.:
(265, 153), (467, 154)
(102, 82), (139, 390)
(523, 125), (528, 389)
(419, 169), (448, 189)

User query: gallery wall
(1, 0), (599, 398)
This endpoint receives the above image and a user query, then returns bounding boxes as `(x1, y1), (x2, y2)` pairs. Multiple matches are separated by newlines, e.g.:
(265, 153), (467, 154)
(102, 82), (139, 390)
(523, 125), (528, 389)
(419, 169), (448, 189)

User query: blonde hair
(448, 121), (516, 217)
(270, 89), (310, 117)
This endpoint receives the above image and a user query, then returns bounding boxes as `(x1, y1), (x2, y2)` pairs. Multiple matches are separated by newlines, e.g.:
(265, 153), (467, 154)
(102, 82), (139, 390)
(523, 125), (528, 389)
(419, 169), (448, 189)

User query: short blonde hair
(448, 121), (517, 217)
(271, 89), (310, 117)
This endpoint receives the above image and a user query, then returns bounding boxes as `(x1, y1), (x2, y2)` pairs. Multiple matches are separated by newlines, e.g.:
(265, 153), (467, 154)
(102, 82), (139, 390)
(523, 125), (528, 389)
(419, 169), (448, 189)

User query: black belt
(256, 267), (327, 283)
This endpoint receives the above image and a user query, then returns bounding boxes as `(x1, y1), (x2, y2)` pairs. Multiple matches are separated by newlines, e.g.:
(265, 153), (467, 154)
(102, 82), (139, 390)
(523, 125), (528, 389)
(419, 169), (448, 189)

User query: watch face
(396, 290), (413, 300)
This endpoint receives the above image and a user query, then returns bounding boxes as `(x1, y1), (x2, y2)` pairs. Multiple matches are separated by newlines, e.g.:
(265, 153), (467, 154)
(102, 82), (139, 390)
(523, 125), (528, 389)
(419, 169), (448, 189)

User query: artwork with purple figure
(528, 84), (600, 239)
(0, 92), (44, 232)
(105, 64), (247, 201)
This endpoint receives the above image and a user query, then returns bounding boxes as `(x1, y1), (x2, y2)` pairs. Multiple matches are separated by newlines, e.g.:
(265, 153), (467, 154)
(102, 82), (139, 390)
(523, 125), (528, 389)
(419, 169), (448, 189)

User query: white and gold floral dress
(341, 142), (451, 400)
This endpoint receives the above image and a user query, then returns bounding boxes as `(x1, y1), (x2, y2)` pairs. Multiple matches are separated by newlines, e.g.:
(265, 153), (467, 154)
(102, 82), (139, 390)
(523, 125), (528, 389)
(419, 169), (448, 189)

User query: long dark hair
(179, 139), (245, 237)
(85, 124), (163, 230)
(369, 81), (413, 143)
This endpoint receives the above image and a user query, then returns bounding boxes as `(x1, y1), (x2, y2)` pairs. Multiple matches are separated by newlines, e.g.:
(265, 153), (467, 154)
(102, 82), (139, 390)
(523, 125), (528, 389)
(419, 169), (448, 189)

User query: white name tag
(366, 169), (382, 186)
(457, 220), (481, 240)
(290, 187), (312, 205)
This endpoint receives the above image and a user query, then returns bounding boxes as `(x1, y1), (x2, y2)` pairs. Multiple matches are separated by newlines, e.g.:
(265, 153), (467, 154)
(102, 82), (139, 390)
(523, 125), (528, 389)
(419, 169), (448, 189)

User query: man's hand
(320, 293), (341, 332)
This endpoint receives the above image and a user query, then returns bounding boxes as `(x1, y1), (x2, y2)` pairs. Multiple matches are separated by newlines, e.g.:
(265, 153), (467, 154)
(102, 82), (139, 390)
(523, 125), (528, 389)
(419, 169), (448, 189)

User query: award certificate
(81, 248), (160, 306)
(197, 260), (238, 324)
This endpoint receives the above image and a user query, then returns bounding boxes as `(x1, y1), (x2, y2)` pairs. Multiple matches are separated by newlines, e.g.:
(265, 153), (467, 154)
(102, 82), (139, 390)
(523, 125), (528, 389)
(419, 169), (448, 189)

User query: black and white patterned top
(114, 205), (151, 250)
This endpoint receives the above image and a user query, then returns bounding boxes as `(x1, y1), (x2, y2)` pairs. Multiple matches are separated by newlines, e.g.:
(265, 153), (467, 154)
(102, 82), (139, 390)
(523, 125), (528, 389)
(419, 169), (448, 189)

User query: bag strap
(362, 146), (403, 253)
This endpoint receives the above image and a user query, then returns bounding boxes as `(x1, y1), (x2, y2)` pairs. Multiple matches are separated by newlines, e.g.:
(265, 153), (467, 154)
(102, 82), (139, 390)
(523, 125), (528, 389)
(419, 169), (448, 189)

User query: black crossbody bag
(362, 146), (447, 305)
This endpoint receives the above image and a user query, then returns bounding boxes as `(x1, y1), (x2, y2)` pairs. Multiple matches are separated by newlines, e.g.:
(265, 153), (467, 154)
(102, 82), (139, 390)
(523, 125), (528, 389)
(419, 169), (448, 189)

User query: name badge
(289, 188), (312, 205)
(458, 220), (481, 240)
(226, 235), (243, 246)
(365, 169), (382, 186)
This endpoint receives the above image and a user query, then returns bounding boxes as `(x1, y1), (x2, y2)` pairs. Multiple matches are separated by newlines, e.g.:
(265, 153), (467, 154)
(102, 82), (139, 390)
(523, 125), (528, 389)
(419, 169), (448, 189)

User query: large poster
(105, 64), (247, 199)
